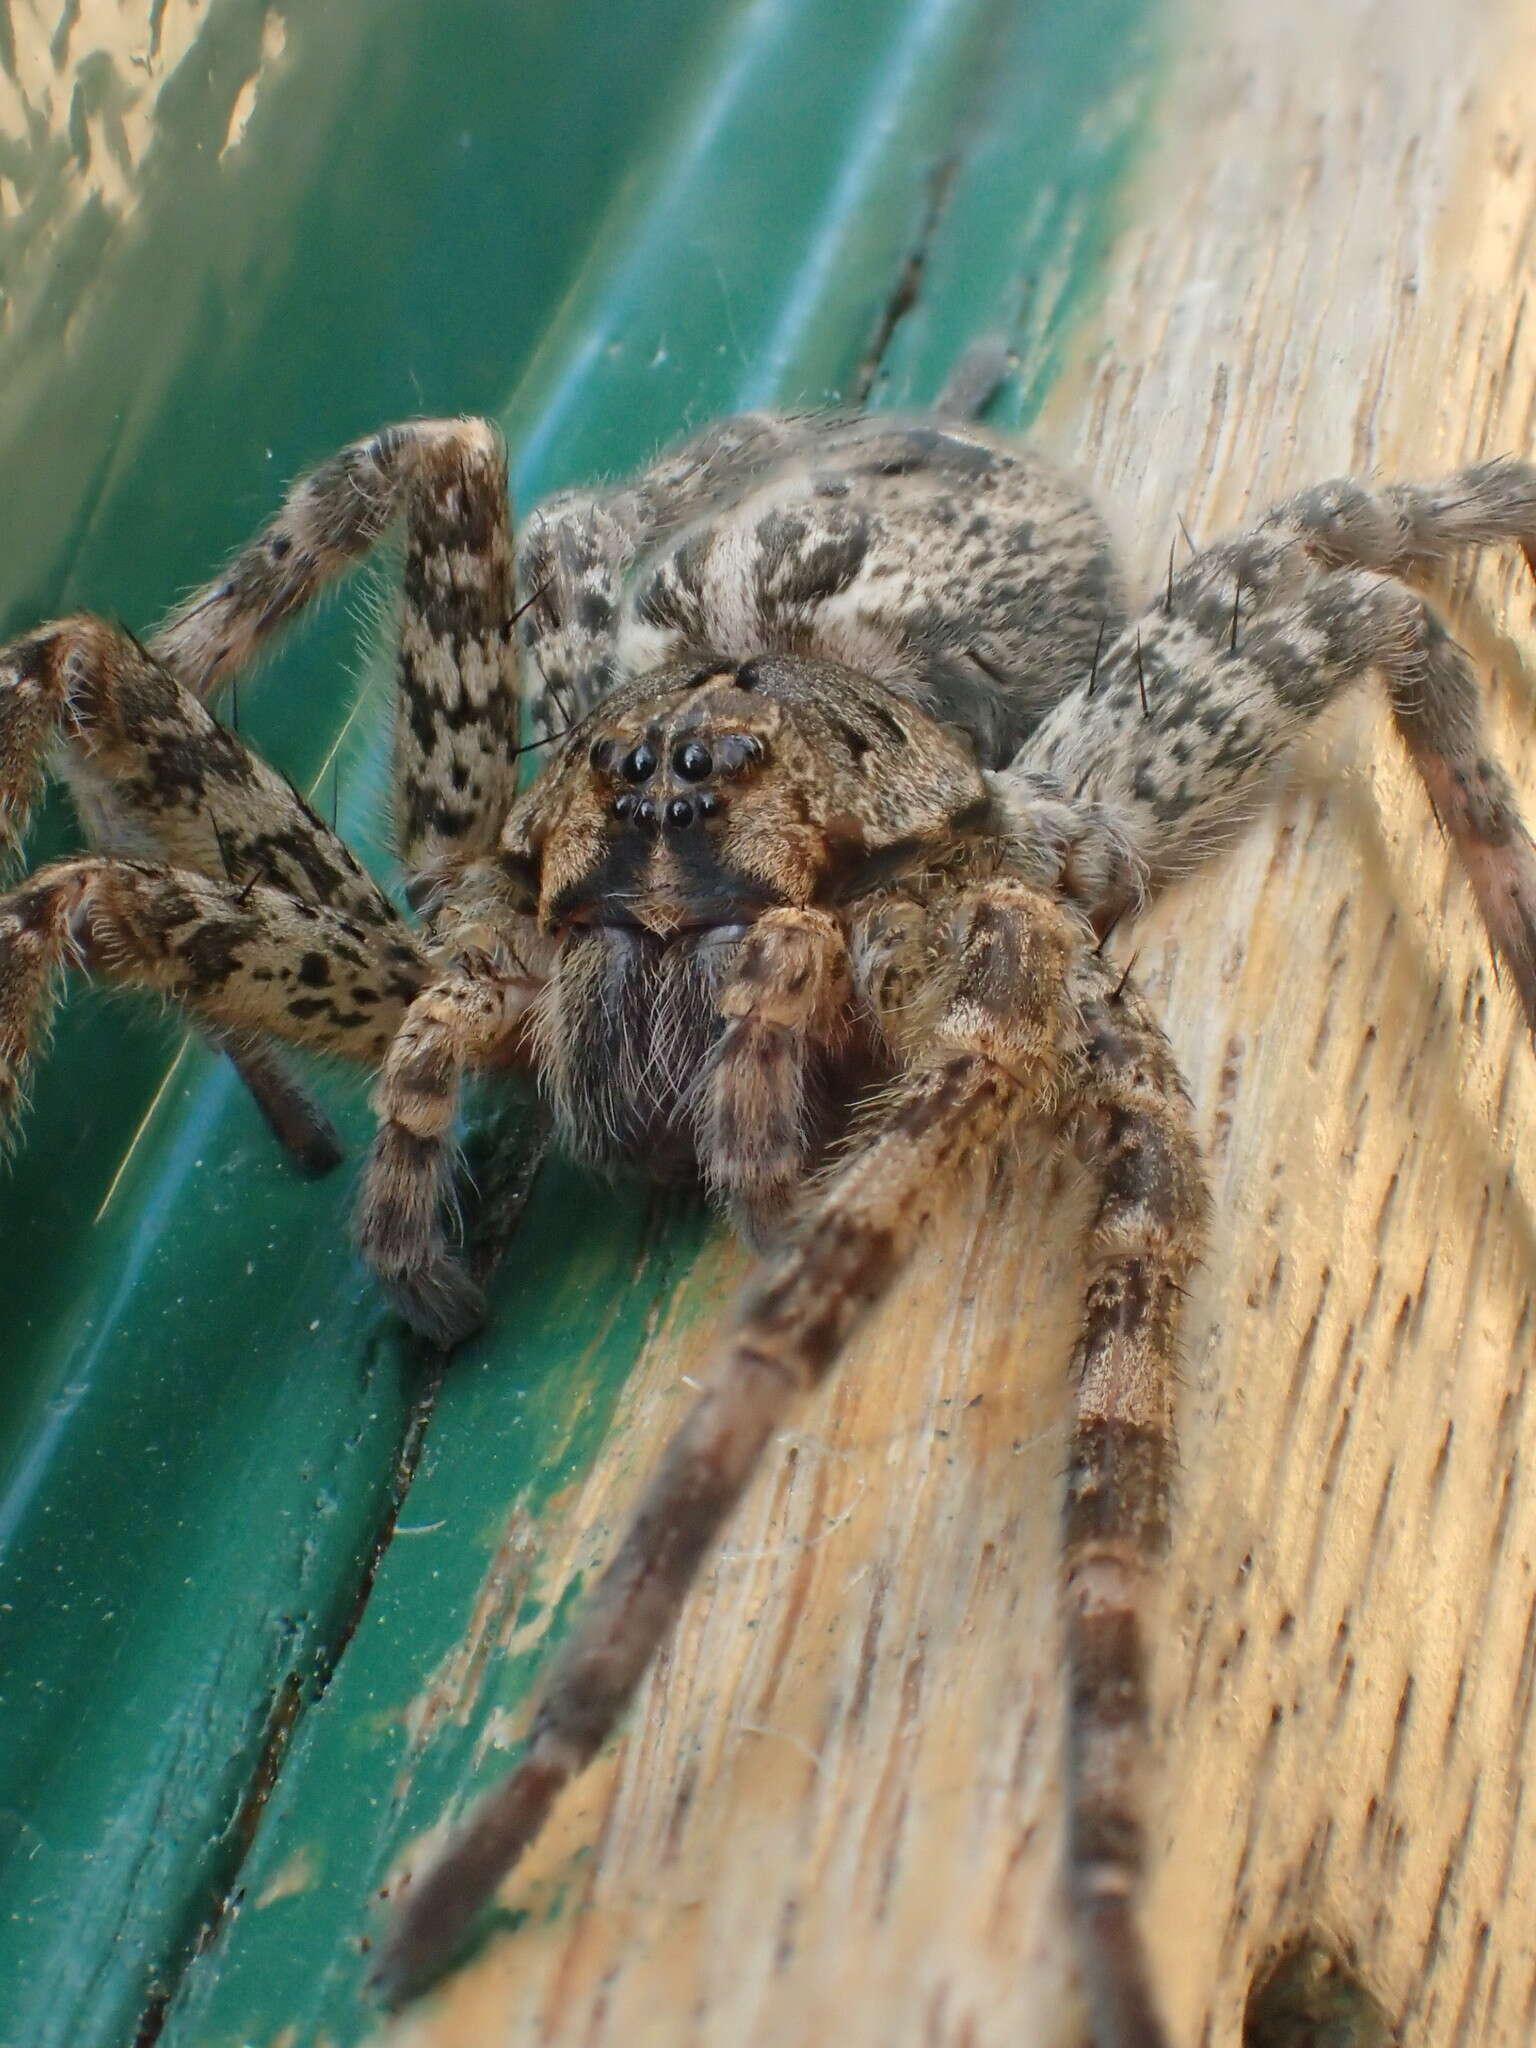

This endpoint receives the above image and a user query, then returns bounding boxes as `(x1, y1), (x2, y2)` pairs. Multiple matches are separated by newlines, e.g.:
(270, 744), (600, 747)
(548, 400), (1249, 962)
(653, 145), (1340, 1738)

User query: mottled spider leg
(1386, 600), (1536, 1020)
(153, 417), (522, 883)
(0, 617), (416, 1166)
(1267, 460), (1536, 1016)
(0, 860), (428, 1130)
(1021, 457), (1536, 1025)
(45, 417), (517, 1164)
(700, 905), (853, 1247)
(373, 878), (1082, 2004)
(1059, 958), (1208, 2048)
(1280, 456), (1536, 580)
(0, 618), (399, 920)
(207, 1028), (345, 1175)
(354, 952), (543, 1344)
(150, 421), (522, 847)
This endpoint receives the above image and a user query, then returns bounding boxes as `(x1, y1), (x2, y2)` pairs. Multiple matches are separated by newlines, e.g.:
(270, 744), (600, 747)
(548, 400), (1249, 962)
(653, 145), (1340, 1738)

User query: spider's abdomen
(613, 419), (1125, 767)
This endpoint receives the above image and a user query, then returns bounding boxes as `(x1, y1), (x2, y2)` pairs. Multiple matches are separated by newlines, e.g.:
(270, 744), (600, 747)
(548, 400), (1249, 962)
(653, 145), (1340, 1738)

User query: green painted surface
(0, 2), (1158, 2042)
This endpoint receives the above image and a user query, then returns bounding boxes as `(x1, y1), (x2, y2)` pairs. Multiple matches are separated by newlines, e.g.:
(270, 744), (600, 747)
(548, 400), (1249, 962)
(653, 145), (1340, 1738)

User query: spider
(1, 378), (1534, 2048)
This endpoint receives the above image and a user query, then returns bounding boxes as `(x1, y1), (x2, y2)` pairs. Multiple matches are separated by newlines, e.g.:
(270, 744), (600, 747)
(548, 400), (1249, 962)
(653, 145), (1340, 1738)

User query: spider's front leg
(154, 415), (524, 886)
(354, 923), (548, 1344)
(1, 419), (524, 1169)
(373, 876), (1084, 2005)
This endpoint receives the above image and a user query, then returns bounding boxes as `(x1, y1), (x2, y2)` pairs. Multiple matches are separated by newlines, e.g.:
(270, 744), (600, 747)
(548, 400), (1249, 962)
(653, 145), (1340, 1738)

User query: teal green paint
(874, 0), (1161, 424)
(0, 2), (1161, 2043)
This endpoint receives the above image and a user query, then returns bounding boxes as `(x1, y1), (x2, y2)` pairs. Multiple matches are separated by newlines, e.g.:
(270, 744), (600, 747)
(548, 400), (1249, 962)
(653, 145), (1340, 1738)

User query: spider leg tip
(385, 1257), (489, 1351)
(368, 1866), (483, 2010)
(291, 1124), (347, 1178)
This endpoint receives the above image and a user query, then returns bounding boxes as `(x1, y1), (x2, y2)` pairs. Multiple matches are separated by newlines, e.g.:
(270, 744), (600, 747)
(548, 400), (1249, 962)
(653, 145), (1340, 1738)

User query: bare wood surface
(386, 2), (1536, 2041)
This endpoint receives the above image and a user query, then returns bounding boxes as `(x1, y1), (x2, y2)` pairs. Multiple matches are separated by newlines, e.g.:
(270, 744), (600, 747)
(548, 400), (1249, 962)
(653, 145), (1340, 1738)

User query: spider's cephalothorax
(3, 392), (1535, 2048)
(507, 651), (989, 1183)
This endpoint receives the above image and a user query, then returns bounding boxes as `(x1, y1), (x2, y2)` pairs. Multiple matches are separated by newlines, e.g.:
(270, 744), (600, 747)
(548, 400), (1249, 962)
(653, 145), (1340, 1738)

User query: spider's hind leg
(1019, 458), (1536, 1031)
(1059, 957), (1208, 2048)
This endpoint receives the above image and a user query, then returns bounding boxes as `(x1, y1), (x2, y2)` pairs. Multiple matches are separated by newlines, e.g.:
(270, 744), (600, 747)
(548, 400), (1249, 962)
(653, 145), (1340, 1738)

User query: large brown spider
(2, 385), (1533, 2047)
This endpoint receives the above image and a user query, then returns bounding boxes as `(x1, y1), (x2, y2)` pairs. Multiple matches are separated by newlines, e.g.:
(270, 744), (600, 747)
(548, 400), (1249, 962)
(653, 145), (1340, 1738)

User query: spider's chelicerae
(3, 382), (1535, 2047)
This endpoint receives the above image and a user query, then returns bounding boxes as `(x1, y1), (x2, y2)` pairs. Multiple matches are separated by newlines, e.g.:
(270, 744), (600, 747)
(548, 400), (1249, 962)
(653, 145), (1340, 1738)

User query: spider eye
(621, 743), (657, 783)
(589, 737), (619, 774)
(673, 740), (712, 780)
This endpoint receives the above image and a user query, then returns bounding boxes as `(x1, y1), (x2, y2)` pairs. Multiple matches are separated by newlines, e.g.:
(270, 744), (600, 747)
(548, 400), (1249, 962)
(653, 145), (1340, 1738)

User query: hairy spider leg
(0, 618), (415, 1164)
(0, 858), (428, 1134)
(1059, 963), (1209, 2048)
(1018, 457), (1536, 1027)
(152, 417), (524, 884)
(0, 423), (523, 1165)
(372, 875), (1084, 2005)
(356, 959), (544, 1344)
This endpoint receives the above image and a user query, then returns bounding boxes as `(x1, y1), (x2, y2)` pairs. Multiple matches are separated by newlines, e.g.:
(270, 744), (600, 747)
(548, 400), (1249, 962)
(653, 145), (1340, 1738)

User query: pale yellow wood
(384, 2), (1536, 2041)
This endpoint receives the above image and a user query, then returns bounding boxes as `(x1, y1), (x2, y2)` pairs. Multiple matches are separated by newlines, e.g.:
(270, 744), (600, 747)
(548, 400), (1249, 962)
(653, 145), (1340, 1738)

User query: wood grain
(385, 2), (1536, 2041)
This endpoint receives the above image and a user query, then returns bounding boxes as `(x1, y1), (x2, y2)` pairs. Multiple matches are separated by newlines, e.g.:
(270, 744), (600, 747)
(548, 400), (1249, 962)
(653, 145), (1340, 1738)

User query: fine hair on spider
(2, 370), (1535, 2048)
